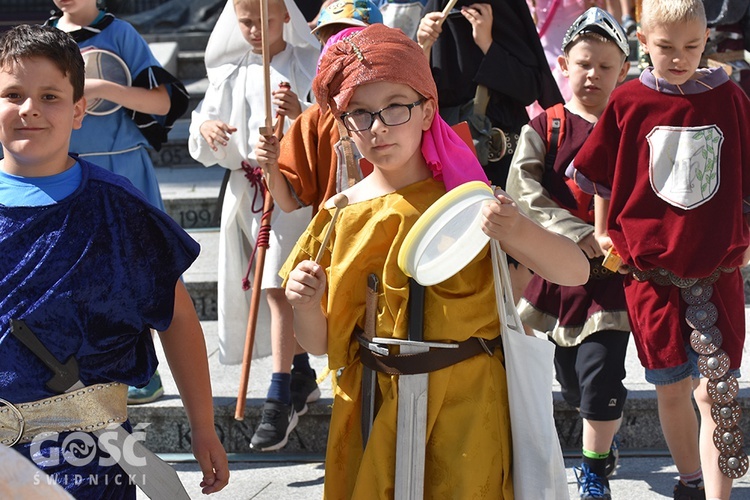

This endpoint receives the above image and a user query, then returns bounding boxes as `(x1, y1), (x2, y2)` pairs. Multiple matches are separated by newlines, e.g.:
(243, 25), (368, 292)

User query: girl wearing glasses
(279, 24), (588, 499)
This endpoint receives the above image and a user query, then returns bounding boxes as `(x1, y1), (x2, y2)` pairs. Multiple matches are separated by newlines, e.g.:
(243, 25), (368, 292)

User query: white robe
(188, 0), (319, 364)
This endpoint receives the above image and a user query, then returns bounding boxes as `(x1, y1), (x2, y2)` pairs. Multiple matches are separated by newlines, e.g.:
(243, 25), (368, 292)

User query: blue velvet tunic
(0, 158), (199, 499)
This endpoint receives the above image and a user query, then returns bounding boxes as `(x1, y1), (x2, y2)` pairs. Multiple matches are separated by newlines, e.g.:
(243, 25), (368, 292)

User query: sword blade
(394, 344), (429, 500)
(95, 425), (190, 500)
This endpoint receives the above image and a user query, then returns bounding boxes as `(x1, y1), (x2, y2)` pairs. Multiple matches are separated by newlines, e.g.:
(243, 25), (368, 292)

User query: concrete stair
(133, 30), (750, 459)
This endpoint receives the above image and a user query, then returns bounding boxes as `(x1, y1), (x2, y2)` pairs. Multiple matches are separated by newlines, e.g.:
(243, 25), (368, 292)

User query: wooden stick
(234, 188), (274, 421)
(315, 194), (349, 263)
(235, 0), (274, 421)
(258, 0), (273, 137)
(420, 0), (460, 56)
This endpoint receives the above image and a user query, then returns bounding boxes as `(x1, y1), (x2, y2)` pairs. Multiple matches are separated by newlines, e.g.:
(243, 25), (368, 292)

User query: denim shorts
(645, 344), (741, 385)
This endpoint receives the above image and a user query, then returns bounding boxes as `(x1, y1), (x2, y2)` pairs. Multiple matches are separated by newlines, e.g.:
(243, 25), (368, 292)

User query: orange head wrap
(313, 23), (489, 190)
(313, 23), (436, 117)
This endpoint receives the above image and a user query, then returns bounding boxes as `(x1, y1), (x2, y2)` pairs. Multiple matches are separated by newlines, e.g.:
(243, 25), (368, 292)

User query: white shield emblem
(647, 125), (723, 210)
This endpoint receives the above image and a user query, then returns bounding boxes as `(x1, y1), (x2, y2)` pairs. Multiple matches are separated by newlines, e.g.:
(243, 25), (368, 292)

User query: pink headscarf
(313, 24), (488, 190)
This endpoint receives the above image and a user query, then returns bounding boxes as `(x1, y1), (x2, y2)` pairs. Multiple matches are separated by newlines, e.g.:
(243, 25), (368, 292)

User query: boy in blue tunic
(0, 25), (228, 499)
(46, 0), (190, 403)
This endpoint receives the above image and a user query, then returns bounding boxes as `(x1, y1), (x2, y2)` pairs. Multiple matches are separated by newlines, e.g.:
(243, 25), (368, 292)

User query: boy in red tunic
(572, 0), (750, 498)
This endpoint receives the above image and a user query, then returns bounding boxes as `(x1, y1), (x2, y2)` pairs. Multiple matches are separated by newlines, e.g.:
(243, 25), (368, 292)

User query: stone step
(128, 314), (750, 455)
(143, 32), (211, 52)
(150, 119), (206, 169)
(182, 228), (221, 321)
(156, 165), (223, 231)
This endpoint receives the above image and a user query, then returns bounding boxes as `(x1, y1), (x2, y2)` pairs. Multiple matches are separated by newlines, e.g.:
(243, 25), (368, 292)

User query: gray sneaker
(604, 436), (620, 477)
(290, 369), (321, 416)
(250, 400), (298, 451)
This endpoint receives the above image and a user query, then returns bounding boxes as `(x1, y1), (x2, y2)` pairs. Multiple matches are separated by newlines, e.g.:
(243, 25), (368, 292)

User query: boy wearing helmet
(506, 7), (631, 499)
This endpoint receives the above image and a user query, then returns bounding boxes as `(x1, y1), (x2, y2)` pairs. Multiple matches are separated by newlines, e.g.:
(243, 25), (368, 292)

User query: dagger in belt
(10, 319), (190, 500)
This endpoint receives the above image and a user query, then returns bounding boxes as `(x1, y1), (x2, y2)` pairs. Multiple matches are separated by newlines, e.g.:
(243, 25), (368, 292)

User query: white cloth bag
(490, 240), (569, 499)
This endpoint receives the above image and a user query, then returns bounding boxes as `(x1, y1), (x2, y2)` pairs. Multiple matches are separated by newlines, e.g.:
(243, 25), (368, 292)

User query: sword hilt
(10, 319), (82, 393)
(408, 278), (424, 343)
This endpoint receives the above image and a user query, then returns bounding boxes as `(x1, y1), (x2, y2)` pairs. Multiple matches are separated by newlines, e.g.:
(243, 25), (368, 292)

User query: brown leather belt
(358, 333), (502, 376)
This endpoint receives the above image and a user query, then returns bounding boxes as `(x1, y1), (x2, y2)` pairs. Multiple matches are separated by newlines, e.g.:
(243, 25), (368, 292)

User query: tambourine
(398, 181), (496, 286)
(81, 48), (131, 116)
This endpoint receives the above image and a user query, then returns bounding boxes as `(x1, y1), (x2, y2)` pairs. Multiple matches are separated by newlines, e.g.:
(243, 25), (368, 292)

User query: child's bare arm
(481, 191), (589, 286)
(84, 79), (170, 115)
(594, 195), (613, 253)
(285, 260), (328, 355)
(255, 135), (301, 212)
(157, 281), (229, 494)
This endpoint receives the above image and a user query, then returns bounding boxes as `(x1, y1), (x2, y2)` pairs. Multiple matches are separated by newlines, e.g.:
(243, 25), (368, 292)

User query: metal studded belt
(487, 128), (520, 163)
(633, 266), (748, 478)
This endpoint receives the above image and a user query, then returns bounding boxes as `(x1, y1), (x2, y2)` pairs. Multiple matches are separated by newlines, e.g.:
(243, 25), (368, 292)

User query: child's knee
(655, 377), (694, 403)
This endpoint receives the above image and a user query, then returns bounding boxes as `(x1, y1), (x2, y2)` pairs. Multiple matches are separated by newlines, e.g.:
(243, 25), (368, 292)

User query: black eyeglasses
(340, 99), (425, 132)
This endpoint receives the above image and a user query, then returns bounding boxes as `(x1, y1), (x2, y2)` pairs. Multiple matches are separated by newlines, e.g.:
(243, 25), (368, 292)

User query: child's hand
(595, 233), (613, 254)
(286, 260), (326, 310)
(417, 11), (445, 49)
(255, 134), (279, 174)
(480, 190), (521, 242)
(577, 233), (603, 259)
(461, 3), (493, 54)
(273, 87), (302, 120)
(190, 427), (229, 494)
(199, 120), (237, 152)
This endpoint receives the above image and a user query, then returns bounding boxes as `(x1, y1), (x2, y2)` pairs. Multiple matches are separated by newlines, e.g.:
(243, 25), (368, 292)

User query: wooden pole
(235, 0), (275, 421)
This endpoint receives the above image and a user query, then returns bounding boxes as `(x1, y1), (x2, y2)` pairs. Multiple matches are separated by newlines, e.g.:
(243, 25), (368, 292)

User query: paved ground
(139, 453), (750, 499)
(137, 319), (750, 499)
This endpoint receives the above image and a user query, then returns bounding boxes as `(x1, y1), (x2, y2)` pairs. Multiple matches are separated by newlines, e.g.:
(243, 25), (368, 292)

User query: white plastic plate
(398, 181), (495, 286)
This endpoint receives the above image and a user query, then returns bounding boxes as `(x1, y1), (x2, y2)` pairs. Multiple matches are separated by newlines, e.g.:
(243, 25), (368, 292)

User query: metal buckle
(370, 337), (459, 350)
(0, 397), (25, 446)
(356, 332), (390, 356)
(478, 338), (494, 356)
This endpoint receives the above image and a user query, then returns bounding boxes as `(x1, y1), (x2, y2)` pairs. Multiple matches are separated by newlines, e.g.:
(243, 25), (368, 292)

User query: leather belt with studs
(632, 266), (748, 478)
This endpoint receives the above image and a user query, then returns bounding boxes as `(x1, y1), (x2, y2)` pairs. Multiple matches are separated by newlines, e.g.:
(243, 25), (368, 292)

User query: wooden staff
(235, 0), (276, 421)
(314, 194), (349, 263)
(420, 0), (459, 56)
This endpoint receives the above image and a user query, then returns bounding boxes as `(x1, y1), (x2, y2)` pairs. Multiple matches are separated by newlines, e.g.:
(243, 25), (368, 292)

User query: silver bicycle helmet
(561, 7), (630, 57)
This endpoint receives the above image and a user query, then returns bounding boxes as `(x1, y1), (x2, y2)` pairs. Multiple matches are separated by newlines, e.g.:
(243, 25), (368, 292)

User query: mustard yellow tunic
(281, 178), (513, 499)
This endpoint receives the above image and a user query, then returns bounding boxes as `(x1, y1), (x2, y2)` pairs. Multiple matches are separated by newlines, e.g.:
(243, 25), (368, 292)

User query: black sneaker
(575, 464), (612, 500)
(290, 369), (321, 416)
(673, 481), (706, 500)
(250, 400), (298, 451)
(604, 436), (620, 478)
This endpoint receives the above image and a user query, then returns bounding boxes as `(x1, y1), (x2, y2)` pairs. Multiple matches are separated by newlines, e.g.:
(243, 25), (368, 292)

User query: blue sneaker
(575, 463), (612, 500)
(127, 371), (164, 404)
